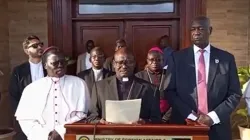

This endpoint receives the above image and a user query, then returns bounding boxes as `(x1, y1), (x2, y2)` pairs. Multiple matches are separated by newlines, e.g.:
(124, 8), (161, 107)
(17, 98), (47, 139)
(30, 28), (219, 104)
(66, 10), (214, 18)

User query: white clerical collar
(29, 61), (42, 66)
(92, 68), (103, 73)
(193, 43), (211, 54)
(48, 75), (66, 82)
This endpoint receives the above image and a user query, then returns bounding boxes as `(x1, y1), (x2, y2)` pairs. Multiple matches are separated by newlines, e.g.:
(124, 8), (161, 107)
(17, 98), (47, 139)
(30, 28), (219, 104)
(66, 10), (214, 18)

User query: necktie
(197, 50), (208, 114)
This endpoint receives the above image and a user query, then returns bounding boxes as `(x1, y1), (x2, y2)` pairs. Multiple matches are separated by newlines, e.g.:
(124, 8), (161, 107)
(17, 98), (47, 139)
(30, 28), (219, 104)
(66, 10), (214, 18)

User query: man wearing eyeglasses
(87, 47), (161, 124)
(9, 35), (46, 140)
(136, 47), (172, 123)
(78, 47), (114, 94)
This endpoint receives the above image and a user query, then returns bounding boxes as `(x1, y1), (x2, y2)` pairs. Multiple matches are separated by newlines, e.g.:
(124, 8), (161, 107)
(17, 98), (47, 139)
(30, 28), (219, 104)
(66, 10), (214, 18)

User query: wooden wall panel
(73, 21), (124, 57)
(126, 20), (179, 70)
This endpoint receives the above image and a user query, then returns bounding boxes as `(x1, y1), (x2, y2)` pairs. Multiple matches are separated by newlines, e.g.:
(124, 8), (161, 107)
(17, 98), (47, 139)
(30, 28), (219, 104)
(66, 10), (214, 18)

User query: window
(79, 0), (174, 14)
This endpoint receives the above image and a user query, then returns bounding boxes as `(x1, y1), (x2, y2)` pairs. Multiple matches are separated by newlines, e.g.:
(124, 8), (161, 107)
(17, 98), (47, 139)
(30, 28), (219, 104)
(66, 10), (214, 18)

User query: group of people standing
(8, 16), (242, 140)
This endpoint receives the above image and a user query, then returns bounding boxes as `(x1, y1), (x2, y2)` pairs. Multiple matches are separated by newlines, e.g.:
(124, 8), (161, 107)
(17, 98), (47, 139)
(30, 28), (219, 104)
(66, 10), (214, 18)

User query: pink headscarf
(149, 46), (163, 54)
(42, 46), (59, 55)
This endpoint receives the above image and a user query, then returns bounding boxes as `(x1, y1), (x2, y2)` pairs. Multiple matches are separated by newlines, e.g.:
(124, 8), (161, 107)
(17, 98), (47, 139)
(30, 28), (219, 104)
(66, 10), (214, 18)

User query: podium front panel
(65, 123), (209, 140)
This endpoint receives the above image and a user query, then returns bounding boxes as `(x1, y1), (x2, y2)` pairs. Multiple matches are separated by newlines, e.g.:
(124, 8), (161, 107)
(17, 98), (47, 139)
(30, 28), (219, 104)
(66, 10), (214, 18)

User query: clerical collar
(116, 76), (134, 83)
(92, 68), (103, 73)
(49, 75), (65, 82)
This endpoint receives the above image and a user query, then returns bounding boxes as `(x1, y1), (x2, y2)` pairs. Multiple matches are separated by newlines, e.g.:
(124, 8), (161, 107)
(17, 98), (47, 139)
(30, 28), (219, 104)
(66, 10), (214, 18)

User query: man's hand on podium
(99, 118), (146, 125)
(185, 119), (204, 126)
(197, 114), (214, 127)
(186, 112), (214, 127)
(131, 118), (146, 124)
(99, 118), (111, 124)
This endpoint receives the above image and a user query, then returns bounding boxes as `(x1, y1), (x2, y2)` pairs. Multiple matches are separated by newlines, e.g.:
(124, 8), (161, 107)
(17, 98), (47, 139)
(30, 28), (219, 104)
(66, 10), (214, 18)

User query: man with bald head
(78, 47), (114, 94)
(87, 47), (161, 124)
(166, 16), (241, 140)
(104, 39), (127, 72)
(15, 50), (90, 140)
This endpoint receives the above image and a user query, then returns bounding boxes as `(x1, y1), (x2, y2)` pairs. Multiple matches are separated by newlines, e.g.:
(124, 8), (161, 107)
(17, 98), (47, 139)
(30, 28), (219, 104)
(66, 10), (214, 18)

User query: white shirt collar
(29, 61), (42, 66)
(48, 75), (66, 82)
(92, 68), (103, 73)
(193, 43), (211, 54)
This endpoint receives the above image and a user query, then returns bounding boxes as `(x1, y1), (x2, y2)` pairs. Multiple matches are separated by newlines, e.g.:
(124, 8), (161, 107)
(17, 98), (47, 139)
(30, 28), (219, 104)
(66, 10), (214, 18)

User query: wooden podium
(65, 123), (209, 140)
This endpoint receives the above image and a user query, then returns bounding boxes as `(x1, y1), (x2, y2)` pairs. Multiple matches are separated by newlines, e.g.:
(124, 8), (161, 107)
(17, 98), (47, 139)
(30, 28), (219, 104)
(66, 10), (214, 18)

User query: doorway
(47, 0), (207, 74)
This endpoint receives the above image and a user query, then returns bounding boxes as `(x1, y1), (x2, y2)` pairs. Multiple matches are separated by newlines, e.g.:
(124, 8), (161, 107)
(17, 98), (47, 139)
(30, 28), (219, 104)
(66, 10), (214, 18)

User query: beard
(29, 51), (42, 58)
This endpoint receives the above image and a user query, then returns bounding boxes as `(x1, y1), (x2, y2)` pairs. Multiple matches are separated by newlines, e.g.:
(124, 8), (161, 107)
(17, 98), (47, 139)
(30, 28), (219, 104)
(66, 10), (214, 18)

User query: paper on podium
(105, 99), (141, 124)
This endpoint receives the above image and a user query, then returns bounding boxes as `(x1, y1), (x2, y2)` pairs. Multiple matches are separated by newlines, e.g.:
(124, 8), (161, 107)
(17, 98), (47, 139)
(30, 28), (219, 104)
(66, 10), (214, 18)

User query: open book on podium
(64, 122), (209, 140)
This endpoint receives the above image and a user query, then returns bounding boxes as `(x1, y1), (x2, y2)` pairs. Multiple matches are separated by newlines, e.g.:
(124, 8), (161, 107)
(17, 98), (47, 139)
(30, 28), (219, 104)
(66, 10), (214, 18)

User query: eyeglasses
(50, 60), (66, 67)
(91, 55), (105, 59)
(27, 42), (44, 49)
(113, 59), (134, 66)
(147, 58), (162, 64)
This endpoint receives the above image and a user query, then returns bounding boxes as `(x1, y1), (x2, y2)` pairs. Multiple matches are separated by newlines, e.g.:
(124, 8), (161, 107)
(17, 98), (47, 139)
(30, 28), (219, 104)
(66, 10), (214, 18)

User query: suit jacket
(77, 68), (114, 94)
(87, 76), (161, 123)
(9, 61), (47, 140)
(166, 46), (242, 140)
(163, 47), (175, 68)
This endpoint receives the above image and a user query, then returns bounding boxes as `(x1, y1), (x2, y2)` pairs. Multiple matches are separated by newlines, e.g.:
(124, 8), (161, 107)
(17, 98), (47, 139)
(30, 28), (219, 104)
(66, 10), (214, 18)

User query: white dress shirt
(187, 44), (220, 125)
(92, 68), (103, 81)
(84, 53), (92, 69)
(76, 52), (92, 74)
(29, 61), (44, 82)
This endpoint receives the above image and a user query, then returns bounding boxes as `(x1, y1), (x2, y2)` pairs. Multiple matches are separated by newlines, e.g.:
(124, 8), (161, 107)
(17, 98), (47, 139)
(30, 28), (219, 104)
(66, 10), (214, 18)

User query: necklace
(146, 68), (163, 90)
(126, 80), (135, 100)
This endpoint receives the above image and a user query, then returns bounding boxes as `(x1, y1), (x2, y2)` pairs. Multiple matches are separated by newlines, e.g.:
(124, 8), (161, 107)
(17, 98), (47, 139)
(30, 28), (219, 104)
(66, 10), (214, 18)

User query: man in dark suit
(78, 47), (114, 94)
(87, 47), (161, 124)
(136, 47), (172, 123)
(166, 16), (242, 140)
(104, 39), (127, 72)
(9, 35), (46, 140)
(158, 35), (175, 69)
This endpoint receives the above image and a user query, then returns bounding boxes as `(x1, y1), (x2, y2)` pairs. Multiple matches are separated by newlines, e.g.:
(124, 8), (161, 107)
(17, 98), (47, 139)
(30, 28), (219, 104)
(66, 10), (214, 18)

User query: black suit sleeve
(214, 55), (242, 122)
(149, 88), (161, 123)
(9, 68), (20, 114)
(165, 56), (193, 119)
(87, 83), (101, 123)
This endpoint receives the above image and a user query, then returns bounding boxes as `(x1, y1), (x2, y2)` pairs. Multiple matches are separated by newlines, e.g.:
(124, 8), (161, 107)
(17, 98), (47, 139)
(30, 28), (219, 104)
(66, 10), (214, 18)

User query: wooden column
(180, 0), (207, 49)
(47, 0), (72, 56)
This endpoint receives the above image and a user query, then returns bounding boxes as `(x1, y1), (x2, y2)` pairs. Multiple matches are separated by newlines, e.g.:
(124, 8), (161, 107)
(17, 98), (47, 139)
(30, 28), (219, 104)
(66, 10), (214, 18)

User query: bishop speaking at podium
(87, 47), (162, 124)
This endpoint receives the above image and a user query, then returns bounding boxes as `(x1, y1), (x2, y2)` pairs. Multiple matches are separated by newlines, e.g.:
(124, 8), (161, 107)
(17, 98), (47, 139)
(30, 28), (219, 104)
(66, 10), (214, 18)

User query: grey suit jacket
(87, 76), (162, 123)
(166, 46), (242, 140)
(77, 68), (114, 95)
